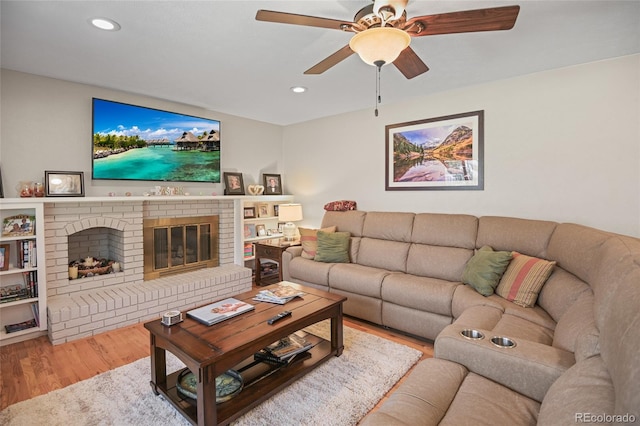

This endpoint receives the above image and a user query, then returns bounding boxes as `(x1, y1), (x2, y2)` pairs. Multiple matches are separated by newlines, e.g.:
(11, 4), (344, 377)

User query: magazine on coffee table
(187, 297), (255, 326)
(253, 283), (305, 305)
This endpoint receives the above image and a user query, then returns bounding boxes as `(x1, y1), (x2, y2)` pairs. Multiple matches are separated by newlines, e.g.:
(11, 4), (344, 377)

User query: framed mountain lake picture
(385, 110), (484, 191)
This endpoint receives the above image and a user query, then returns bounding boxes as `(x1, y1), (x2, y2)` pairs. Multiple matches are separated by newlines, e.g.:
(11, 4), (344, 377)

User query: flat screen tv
(92, 98), (221, 183)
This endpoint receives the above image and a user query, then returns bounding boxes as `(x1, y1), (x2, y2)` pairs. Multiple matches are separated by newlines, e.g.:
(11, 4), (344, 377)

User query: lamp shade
(278, 203), (303, 222)
(349, 27), (411, 66)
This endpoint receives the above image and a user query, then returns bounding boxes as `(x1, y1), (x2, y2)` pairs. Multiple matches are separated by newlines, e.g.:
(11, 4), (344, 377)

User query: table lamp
(278, 203), (303, 241)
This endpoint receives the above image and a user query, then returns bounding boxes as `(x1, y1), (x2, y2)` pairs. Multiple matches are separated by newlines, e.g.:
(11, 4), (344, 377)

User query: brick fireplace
(44, 198), (251, 344)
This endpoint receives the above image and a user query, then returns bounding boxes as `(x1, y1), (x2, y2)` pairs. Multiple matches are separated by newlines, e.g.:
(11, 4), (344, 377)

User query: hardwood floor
(0, 315), (434, 412)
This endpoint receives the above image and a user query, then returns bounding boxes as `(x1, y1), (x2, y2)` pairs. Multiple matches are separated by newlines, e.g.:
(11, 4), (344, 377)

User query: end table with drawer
(254, 238), (300, 286)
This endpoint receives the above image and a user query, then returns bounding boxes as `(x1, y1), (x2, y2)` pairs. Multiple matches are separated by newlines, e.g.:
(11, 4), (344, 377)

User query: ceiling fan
(256, 1), (520, 79)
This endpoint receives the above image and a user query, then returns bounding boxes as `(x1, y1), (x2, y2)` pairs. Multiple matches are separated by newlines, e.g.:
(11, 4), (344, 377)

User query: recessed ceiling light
(90, 18), (121, 31)
(290, 86), (307, 94)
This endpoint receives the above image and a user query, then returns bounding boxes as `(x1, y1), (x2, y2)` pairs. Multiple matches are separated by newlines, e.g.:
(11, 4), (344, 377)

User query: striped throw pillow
(299, 226), (336, 259)
(495, 252), (556, 307)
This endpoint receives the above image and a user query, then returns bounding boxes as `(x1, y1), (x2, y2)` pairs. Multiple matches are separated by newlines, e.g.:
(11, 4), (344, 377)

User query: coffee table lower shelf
(152, 339), (333, 425)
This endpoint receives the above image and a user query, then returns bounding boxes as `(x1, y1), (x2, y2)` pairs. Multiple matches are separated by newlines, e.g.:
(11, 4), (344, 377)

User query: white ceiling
(1, 1), (639, 125)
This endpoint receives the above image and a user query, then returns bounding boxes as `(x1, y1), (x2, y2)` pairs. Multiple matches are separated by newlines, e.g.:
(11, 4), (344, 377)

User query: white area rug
(1, 321), (421, 426)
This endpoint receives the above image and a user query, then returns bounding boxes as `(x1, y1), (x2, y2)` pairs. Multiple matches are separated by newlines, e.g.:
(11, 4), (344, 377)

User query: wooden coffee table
(144, 282), (346, 426)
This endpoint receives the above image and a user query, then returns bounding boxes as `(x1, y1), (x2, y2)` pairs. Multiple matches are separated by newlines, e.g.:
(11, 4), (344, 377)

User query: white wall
(0, 69), (284, 197)
(283, 55), (640, 237)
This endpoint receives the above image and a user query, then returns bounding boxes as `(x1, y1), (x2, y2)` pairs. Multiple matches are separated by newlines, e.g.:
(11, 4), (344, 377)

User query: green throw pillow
(315, 231), (351, 263)
(462, 246), (513, 296)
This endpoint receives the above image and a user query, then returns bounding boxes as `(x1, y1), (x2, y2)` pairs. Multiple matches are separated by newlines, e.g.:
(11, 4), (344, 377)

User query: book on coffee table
(187, 297), (255, 326)
(254, 331), (320, 364)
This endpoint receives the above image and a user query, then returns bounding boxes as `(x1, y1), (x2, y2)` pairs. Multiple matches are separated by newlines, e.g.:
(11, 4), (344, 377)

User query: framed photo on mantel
(385, 110), (484, 191)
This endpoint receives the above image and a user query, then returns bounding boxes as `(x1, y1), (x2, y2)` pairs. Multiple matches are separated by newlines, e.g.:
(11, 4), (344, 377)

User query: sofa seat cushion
(328, 263), (389, 297)
(538, 356), (615, 425)
(452, 284), (505, 318)
(382, 273), (459, 317)
(286, 256), (334, 286)
(360, 358), (540, 426)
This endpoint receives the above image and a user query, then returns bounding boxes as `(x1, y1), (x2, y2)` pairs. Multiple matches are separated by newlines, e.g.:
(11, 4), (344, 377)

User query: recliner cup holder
(491, 336), (517, 348)
(460, 329), (485, 340)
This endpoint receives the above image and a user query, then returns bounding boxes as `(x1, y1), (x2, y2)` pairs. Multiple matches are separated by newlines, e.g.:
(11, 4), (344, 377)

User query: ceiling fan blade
(393, 47), (429, 79)
(304, 45), (355, 75)
(256, 10), (354, 31)
(405, 5), (520, 36)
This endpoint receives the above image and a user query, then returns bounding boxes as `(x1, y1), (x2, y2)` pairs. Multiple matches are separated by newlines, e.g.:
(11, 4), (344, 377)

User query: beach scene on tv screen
(92, 98), (221, 182)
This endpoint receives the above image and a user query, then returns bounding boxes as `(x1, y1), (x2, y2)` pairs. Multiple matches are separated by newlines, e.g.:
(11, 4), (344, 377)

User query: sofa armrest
(282, 246), (303, 281)
(435, 324), (575, 402)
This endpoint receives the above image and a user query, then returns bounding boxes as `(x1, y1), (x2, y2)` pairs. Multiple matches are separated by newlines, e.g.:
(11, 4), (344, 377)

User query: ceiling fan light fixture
(349, 27), (410, 66)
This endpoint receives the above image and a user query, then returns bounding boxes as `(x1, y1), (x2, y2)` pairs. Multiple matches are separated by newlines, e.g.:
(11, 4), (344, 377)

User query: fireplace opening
(143, 216), (219, 280)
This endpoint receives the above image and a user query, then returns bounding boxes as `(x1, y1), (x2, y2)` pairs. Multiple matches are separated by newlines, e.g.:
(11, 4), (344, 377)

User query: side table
(254, 238), (300, 286)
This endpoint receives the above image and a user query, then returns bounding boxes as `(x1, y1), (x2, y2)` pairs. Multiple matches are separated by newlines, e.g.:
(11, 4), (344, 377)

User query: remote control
(267, 311), (292, 325)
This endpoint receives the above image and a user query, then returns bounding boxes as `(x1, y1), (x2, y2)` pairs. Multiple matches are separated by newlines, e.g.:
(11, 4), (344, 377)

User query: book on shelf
(31, 302), (40, 326)
(254, 331), (318, 364)
(0, 284), (29, 303)
(186, 297), (255, 326)
(253, 283), (305, 305)
(15, 239), (37, 269)
(4, 318), (38, 334)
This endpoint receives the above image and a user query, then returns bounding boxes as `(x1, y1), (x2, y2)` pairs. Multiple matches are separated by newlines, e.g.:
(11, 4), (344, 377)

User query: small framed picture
(224, 172), (245, 195)
(243, 207), (256, 219)
(45, 171), (85, 197)
(274, 204), (280, 217)
(257, 203), (270, 218)
(263, 174), (282, 195)
(256, 224), (267, 237)
(244, 223), (256, 238)
(2, 214), (35, 237)
(0, 244), (10, 271)
(278, 222), (285, 233)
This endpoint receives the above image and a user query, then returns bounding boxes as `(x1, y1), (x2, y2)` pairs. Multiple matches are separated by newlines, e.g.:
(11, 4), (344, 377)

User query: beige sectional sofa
(282, 211), (640, 425)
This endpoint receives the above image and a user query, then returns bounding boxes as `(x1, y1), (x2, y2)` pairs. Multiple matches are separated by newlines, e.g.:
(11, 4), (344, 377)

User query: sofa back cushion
(321, 210), (366, 237)
(358, 238), (410, 272)
(546, 223), (612, 288)
(411, 213), (478, 249)
(477, 216), (557, 258)
(407, 244), (473, 282)
(362, 211), (415, 241)
(552, 291), (598, 357)
(537, 268), (591, 323)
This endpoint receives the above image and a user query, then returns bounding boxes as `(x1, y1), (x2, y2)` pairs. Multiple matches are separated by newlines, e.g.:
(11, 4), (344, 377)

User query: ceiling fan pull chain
(375, 60), (384, 117)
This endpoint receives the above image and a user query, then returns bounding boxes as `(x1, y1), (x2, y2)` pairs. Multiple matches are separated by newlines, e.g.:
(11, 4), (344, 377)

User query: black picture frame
(0, 166), (4, 198)
(243, 207), (256, 219)
(385, 110), (484, 191)
(45, 171), (85, 197)
(263, 173), (282, 195)
(223, 172), (245, 195)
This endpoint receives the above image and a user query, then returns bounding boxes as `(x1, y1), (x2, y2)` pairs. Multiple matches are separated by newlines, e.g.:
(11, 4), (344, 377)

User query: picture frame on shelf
(0, 244), (10, 271)
(244, 223), (256, 238)
(256, 224), (267, 237)
(278, 222), (285, 233)
(263, 173), (282, 195)
(257, 203), (270, 218)
(243, 207), (256, 219)
(45, 171), (85, 197)
(273, 204), (279, 217)
(223, 172), (245, 195)
(2, 214), (35, 237)
(385, 110), (484, 191)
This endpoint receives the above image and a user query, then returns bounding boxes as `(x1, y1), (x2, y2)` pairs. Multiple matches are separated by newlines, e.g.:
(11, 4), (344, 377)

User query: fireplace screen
(144, 216), (218, 280)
